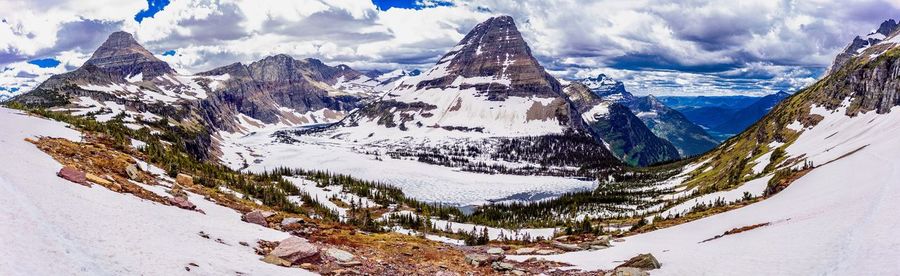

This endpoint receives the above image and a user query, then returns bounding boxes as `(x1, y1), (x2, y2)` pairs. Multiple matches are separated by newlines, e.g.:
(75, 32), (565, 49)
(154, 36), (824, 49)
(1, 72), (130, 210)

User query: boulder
(591, 235), (611, 246)
(281, 217), (304, 227)
(551, 241), (582, 252)
(58, 166), (88, 186)
(324, 248), (354, 262)
(491, 261), (515, 271)
(125, 164), (141, 180)
(86, 173), (113, 186)
(465, 253), (504, 266)
(176, 173), (193, 186)
(617, 253), (660, 270)
(486, 247), (504, 255)
(534, 249), (557, 255)
(270, 236), (318, 264)
(243, 210), (269, 227)
(261, 255), (291, 267)
(169, 196), (196, 210)
(514, 247), (537, 255)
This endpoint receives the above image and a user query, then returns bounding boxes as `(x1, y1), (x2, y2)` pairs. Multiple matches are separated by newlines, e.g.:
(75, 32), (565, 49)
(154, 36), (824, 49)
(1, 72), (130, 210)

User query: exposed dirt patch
(700, 222), (771, 243)
(525, 98), (565, 122)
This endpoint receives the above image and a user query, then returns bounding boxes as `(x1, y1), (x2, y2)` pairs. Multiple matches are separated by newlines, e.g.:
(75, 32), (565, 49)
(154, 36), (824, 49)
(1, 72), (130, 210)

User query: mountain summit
(828, 19), (900, 74)
(84, 31), (175, 79)
(338, 15), (574, 139)
(414, 15), (561, 100)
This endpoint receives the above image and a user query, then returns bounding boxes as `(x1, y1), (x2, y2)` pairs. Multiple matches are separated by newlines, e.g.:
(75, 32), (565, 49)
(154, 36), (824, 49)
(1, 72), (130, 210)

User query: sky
(2, 0), (900, 98)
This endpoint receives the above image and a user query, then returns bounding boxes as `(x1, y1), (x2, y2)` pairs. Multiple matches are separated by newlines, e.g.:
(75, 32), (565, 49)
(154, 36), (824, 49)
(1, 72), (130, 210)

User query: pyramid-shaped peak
(89, 31), (157, 61)
(83, 31), (173, 78)
(415, 15), (560, 99)
(455, 15), (522, 50)
(104, 31), (139, 46)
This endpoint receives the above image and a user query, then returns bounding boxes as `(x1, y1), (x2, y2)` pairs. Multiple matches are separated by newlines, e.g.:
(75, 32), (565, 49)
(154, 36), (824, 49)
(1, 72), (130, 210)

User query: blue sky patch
(28, 58), (61, 68)
(162, 50), (176, 56)
(372, 0), (452, 11)
(135, 0), (171, 23)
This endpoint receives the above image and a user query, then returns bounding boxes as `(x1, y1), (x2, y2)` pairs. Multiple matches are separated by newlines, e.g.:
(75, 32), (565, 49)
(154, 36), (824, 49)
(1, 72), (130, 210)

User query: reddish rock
(58, 166), (89, 186)
(169, 196), (196, 210)
(243, 210), (269, 226)
(270, 236), (318, 264)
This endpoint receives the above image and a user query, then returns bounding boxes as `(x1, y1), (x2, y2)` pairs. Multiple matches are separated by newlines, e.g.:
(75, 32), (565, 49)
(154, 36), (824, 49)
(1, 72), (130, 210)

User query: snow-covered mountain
(577, 74), (719, 157)
(9, 31), (398, 146)
(193, 54), (383, 133)
(579, 74), (634, 102)
(267, 15), (632, 175)
(13, 31), (212, 110)
(335, 15), (574, 140)
(563, 82), (680, 166)
(828, 19), (899, 74)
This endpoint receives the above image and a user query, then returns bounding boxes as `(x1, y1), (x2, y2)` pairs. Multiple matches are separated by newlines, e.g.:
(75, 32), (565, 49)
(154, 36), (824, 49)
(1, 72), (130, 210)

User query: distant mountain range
(658, 92), (791, 141)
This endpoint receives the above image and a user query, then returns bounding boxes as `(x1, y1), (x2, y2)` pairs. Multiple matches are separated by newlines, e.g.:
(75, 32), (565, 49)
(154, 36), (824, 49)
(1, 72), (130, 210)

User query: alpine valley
(4, 10), (900, 276)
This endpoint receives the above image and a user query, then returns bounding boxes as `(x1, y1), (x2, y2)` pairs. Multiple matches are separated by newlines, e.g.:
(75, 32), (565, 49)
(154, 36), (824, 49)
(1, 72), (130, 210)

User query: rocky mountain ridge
(562, 82), (679, 166)
(828, 19), (900, 74)
(577, 74), (718, 157)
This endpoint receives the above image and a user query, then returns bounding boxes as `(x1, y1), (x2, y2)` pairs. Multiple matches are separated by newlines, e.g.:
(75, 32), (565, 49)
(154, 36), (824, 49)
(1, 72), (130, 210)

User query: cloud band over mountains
(2, 0), (899, 97)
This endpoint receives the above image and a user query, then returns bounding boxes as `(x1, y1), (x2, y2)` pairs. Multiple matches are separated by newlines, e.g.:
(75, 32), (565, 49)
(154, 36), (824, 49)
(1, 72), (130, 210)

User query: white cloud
(1, 0), (898, 96)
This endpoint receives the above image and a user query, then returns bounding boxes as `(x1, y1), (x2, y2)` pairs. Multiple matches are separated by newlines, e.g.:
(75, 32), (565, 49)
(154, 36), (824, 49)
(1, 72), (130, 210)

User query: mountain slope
(0, 108), (306, 276)
(511, 18), (900, 275)
(828, 19), (899, 74)
(578, 74), (718, 158)
(195, 54), (375, 133)
(563, 83), (680, 166)
(624, 95), (719, 156)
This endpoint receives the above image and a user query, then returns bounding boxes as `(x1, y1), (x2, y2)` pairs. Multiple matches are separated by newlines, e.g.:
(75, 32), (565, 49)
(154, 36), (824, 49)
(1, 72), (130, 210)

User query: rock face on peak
(196, 54), (381, 132)
(828, 19), (900, 74)
(84, 31), (175, 79)
(412, 15), (561, 100)
(580, 74), (634, 102)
